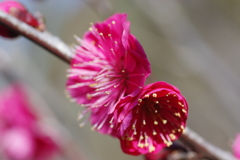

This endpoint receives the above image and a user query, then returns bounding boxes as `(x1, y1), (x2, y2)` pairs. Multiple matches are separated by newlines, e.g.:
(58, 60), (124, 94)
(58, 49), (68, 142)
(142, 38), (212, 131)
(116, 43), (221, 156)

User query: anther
(162, 120), (167, 124)
(112, 21), (116, 24)
(152, 93), (157, 98)
(149, 146), (155, 152)
(145, 95), (149, 98)
(169, 133), (176, 140)
(143, 120), (146, 125)
(154, 121), (158, 125)
(182, 109), (187, 113)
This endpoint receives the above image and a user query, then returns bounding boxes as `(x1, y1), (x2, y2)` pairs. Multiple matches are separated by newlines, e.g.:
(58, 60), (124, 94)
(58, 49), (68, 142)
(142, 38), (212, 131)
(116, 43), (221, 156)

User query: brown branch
(181, 127), (236, 160)
(0, 10), (73, 63)
(0, 10), (237, 160)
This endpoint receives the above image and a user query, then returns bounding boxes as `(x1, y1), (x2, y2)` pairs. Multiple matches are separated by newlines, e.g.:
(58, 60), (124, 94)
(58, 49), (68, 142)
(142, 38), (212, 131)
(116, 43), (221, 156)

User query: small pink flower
(0, 0), (45, 38)
(114, 82), (188, 155)
(233, 134), (240, 159)
(66, 13), (151, 135)
(0, 83), (60, 160)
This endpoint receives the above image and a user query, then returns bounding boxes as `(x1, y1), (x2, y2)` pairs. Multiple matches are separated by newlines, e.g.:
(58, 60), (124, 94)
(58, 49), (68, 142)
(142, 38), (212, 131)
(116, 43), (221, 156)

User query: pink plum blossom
(0, 0), (45, 38)
(114, 82), (188, 155)
(0, 83), (60, 160)
(233, 134), (240, 159)
(66, 13), (151, 136)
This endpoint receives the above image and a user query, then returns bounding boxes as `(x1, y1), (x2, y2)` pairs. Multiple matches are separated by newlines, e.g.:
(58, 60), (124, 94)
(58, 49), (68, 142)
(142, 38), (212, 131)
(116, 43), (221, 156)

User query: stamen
(143, 120), (146, 125)
(182, 109), (187, 113)
(152, 93), (157, 98)
(162, 120), (167, 124)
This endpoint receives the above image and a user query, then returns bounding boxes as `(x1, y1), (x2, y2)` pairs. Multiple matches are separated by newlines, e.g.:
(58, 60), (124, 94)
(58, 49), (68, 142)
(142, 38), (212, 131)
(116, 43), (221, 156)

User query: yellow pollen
(169, 133), (176, 140)
(132, 125), (135, 129)
(153, 131), (157, 135)
(167, 100), (170, 102)
(172, 130), (176, 133)
(174, 112), (181, 117)
(91, 126), (95, 131)
(86, 93), (92, 100)
(155, 110), (158, 113)
(89, 83), (98, 87)
(178, 102), (182, 105)
(122, 70), (125, 72)
(134, 132), (137, 135)
(112, 21), (116, 24)
(138, 99), (142, 103)
(162, 120), (167, 124)
(149, 146), (155, 152)
(89, 27), (93, 31)
(182, 109), (187, 113)
(166, 141), (172, 147)
(181, 125), (184, 130)
(140, 135), (144, 140)
(114, 41), (118, 44)
(154, 121), (158, 125)
(145, 95), (149, 98)
(145, 143), (149, 147)
(110, 48), (114, 51)
(105, 91), (110, 94)
(182, 105), (185, 107)
(152, 93), (157, 98)
(100, 32), (103, 36)
(114, 85), (117, 88)
(178, 129), (181, 132)
(143, 120), (146, 125)
(108, 34), (111, 36)
(155, 101), (159, 104)
(138, 143), (144, 148)
(166, 94), (169, 97)
(173, 94), (176, 97)
(110, 125), (114, 128)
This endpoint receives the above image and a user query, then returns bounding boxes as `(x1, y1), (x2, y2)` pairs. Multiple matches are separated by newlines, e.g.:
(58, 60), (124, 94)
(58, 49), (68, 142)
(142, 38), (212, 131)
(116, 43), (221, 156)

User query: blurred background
(1, 0), (240, 159)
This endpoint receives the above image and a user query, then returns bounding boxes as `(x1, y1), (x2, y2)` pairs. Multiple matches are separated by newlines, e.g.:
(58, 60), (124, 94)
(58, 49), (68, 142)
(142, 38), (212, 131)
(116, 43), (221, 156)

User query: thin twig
(181, 127), (236, 160)
(0, 11), (73, 63)
(0, 10), (236, 160)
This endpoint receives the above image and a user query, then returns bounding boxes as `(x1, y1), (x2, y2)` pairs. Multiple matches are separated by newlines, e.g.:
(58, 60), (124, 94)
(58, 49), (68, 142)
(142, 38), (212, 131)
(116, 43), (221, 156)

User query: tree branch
(0, 10), (236, 160)
(181, 127), (236, 160)
(0, 11), (73, 63)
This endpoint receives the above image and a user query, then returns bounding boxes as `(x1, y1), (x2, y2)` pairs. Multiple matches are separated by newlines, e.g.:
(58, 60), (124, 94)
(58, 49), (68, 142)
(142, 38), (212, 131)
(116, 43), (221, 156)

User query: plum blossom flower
(233, 134), (240, 159)
(66, 13), (151, 135)
(0, 83), (60, 160)
(114, 82), (188, 155)
(0, 0), (45, 38)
